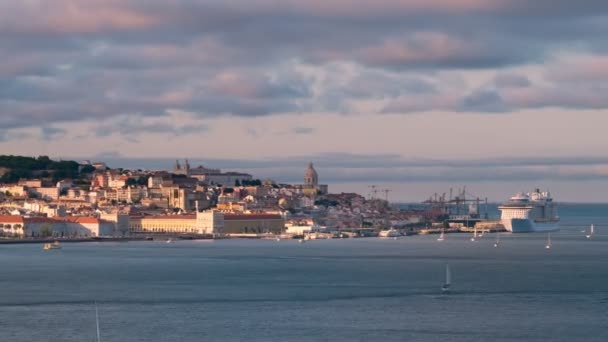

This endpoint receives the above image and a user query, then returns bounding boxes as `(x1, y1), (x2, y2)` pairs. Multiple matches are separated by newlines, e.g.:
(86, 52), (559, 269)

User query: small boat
(379, 228), (400, 238)
(276, 237), (281, 242)
(493, 233), (500, 248)
(298, 239), (305, 243)
(166, 239), (172, 244)
(470, 226), (477, 242)
(437, 229), (445, 241)
(586, 224), (594, 239)
(545, 233), (552, 249)
(441, 263), (451, 293)
(43, 241), (61, 250)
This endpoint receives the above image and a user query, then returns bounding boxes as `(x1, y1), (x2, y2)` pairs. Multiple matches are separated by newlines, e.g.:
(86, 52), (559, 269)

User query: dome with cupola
(304, 162), (318, 186)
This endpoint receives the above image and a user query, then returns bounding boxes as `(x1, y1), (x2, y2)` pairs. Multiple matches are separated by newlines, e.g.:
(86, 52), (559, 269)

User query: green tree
(80, 165), (96, 174)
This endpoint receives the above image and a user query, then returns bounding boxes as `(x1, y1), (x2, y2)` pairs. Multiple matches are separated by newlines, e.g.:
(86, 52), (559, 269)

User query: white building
(195, 210), (224, 235)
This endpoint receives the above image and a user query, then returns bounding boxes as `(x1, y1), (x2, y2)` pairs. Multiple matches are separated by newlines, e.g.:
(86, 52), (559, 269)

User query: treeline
(0, 155), (94, 183)
(235, 179), (262, 186)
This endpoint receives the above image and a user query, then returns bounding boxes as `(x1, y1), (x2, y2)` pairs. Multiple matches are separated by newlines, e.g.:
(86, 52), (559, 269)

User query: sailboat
(545, 233), (552, 249)
(586, 224), (594, 239)
(470, 226), (477, 242)
(493, 232), (500, 248)
(95, 301), (101, 342)
(437, 229), (445, 241)
(441, 263), (451, 293)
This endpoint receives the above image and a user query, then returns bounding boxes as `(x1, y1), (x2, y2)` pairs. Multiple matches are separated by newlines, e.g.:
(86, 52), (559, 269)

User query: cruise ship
(498, 189), (559, 233)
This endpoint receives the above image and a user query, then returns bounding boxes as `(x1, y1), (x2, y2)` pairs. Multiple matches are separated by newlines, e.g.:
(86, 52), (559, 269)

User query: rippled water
(1, 204), (607, 341)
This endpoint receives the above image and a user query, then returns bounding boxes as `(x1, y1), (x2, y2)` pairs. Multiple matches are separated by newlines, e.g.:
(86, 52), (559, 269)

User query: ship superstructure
(498, 189), (559, 233)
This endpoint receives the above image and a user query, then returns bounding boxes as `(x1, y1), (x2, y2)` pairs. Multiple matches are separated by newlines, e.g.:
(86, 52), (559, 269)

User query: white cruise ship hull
(502, 219), (559, 233)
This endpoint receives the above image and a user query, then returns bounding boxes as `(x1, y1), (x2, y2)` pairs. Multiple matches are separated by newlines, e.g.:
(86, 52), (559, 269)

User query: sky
(1, 0), (608, 202)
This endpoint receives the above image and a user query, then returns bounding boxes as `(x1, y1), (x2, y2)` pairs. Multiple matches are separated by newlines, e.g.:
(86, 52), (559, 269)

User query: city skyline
(2, 1), (608, 201)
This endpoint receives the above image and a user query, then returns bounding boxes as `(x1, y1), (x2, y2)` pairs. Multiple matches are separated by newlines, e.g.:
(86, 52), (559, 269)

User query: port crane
(423, 186), (489, 220)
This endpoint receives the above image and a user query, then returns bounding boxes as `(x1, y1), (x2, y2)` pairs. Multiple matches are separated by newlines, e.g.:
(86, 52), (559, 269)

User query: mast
(445, 264), (451, 285)
(95, 301), (101, 342)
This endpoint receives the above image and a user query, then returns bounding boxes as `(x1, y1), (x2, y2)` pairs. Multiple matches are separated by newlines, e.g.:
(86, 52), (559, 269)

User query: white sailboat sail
(586, 224), (594, 239)
(545, 233), (552, 249)
(437, 229), (445, 241)
(95, 301), (101, 342)
(442, 263), (451, 293)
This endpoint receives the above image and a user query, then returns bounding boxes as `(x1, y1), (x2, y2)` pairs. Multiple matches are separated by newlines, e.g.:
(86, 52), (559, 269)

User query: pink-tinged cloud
(0, 0), (158, 34)
(208, 72), (267, 98)
(262, 0), (516, 17)
(381, 93), (462, 113)
(358, 32), (479, 67)
(546, 55), (608, 82)
(503, 86), (608, 110)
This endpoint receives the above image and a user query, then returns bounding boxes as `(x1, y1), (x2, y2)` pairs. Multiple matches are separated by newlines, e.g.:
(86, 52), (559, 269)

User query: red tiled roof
(129, 215), (196, 220)
(0, 216), (24, 223)
(0, 216), (106, 224)
(224, 214), (282, 220)
(60, 217), (101, 224)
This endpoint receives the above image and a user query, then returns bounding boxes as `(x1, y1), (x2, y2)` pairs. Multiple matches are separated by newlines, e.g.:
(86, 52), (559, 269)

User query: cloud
(1, 0), (608, 138)
(493, 73), (531, 88)
(40, 126), (67, 141)
(93, 115), (209, 141)
(459, 89), (508, 112)
(292, 127), (315, 135)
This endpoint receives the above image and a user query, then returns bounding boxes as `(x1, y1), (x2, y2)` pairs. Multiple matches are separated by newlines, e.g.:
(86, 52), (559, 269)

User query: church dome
(304, 162), (318, 186)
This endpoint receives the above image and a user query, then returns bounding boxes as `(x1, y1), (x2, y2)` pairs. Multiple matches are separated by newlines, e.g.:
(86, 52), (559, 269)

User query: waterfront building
(127, 211), (282, 235)
(99, 211), (130, 236)
(0, 215), (114, 237)
(223, 213), (284, 234)
(285, 218), (315, 235)
(128, 210), (224, 235)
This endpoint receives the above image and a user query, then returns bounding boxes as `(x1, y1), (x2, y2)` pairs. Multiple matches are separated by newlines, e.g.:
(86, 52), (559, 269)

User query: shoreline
(0, 237), (149, 244)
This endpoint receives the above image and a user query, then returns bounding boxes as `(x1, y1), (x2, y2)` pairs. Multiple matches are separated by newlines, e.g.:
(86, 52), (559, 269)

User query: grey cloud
(459, 89), (508, 113)
(94, 116), (209, 139)
(2, 0), (608, 133)
(94, 151), (124, 159)
(292, 127), (314, 135)
(40, 126), (67, 141)
(494, 74), (531, 88)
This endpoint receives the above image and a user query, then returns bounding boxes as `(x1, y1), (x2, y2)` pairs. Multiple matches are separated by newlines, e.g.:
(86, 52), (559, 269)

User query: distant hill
(0, 155), (94, 183)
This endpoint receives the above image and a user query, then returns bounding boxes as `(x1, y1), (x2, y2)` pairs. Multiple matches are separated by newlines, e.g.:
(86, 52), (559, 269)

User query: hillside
(0, 155), (94, 183)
